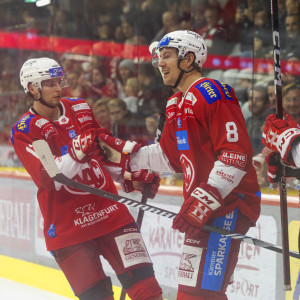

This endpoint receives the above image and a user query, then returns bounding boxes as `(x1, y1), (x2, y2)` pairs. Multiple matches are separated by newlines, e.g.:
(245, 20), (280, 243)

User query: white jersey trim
(54, 153), (88, 190)
(207, 160), (246, 199)
(130, 143), (175, 173)
(292, 140), (300, 167)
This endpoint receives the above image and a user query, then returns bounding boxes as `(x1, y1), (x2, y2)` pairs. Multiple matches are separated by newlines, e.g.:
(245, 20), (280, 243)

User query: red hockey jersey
(159, 78), (261, 224)
(11, 98), (134, 250)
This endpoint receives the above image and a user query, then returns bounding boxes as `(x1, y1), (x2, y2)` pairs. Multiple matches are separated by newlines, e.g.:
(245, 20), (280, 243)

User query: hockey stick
(32, 139), (300, 259)
(270, 0), (291, 291)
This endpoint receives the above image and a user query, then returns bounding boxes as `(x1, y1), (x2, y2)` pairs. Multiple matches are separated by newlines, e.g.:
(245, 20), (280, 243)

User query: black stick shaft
(270, 0), (291, 290)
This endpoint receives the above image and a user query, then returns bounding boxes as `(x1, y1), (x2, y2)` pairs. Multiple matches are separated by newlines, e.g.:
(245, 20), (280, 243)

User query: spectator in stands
(48, 9), (77, 38)
(93, 98), (111, 129)
(282, 83), (300, 123)
(63, 70), (87, 99)
(114, 25), (126, 43)
(282, 50), (300, 85)
(107, 98), (134, 139)
(246, 85), (272, 155)
(121, 19), (136, 44)
(285, 0), (300, 16)
(197, 5), (232, 55)
(107, 98), (148, 144)
(151, 11), (180, 43)
(145, 113), (160, 144)
(83, 65), (117, 99)
(282, 14), (300, 56)
(137, 62), (163, 117)
(124, 77), (140, 114)
(139, 0), (165, 43)
(228, 1), (254, 53)
(235, 68), (255, 104)
(95, 21), (115, 41)
(191, 3), (206, 32)
(116, 59), (135, 99)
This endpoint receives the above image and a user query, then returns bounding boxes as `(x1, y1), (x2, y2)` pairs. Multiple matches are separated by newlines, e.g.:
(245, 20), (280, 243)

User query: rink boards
(0, 170), (299, 300)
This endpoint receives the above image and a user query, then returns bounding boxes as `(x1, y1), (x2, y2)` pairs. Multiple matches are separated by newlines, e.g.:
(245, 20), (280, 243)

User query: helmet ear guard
(20, 57), (69, 93)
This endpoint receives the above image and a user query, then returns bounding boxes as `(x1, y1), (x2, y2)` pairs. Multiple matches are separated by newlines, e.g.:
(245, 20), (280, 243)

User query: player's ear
(28, 83), (41, 100)
(183, 52), (195, 68)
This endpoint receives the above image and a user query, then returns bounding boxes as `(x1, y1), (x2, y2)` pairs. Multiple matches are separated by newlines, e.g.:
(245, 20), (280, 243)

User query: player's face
(158, 48), (180, 86)
(41, 78), (63, 107)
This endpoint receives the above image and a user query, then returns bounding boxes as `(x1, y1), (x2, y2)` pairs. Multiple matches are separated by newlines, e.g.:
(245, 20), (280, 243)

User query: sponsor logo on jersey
(42, 123), (58, 140)
(115, 232), (152, 268)
(186, 239), (201, 245)
(47, 224), (56, 238)
(60, 145), (68, 155)
(195, 80), (221, 104)
(202, 209), (237, 291)
(166, 97), (178, 108)
(69, 130), (77, 139)
(216, 170), (234, 183)
(177, 246), (202, 287)
(35, 118), (49, 128)
(177, 117), (181, 128)
(219, 151), (247, 170)
(72, 102), (90, 111)
(16, 114), (35, 133)
(185, 92), (195, 103)
(215, 81), (233, 101)
(77, 113), (93, 128)
(180, 154), (195, 192)
(74, 203), (118, 227)
(176, 130), (189, 150)
(167, 111), (175, 120)
(78, 114), (93, 124)
(184, 106), (194, 116)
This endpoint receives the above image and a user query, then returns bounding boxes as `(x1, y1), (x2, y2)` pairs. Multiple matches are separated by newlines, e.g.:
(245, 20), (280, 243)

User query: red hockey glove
(98, 134), (145, 193)
(265, 152), (281, 183)
(172, 183), (223, 235)
(126, 169), (161, 199)
(68, 129), (99, 163)
(262, 114), (300, 164)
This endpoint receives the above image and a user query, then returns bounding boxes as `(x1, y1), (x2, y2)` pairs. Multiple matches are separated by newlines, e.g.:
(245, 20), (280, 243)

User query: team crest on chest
(180, 154), (195, 192)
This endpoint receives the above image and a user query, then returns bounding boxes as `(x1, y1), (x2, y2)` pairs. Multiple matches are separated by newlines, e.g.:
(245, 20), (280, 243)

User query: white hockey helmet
(20, 57), (69, 93)
(154, 30), (207, 68)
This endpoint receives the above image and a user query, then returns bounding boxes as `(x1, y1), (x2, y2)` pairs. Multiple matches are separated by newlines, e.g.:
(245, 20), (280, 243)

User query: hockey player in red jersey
(11, 57), (163, 300)
(98, 30), (261, 299)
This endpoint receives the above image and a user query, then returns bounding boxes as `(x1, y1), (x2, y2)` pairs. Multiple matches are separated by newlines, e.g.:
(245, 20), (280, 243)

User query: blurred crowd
(1, 0), (300, 189)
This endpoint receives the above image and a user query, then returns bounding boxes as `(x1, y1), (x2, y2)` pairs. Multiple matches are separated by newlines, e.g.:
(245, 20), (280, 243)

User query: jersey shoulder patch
(61, 98), (91, 112)
(166, 91), (181, 108)
(15, 113), (36, 133)
(194, 79), (233, 104)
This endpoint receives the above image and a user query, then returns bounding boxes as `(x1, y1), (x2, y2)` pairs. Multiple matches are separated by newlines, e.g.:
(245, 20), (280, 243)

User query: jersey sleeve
(192, 80), (253, 198)
(11, 120), (56, 191)
(129, 143), (176, 173)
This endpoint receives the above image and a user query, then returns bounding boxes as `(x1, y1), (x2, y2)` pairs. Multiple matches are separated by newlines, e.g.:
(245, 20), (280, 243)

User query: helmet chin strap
(34, 90), (57, 109)
(171, 57), (197, 89)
